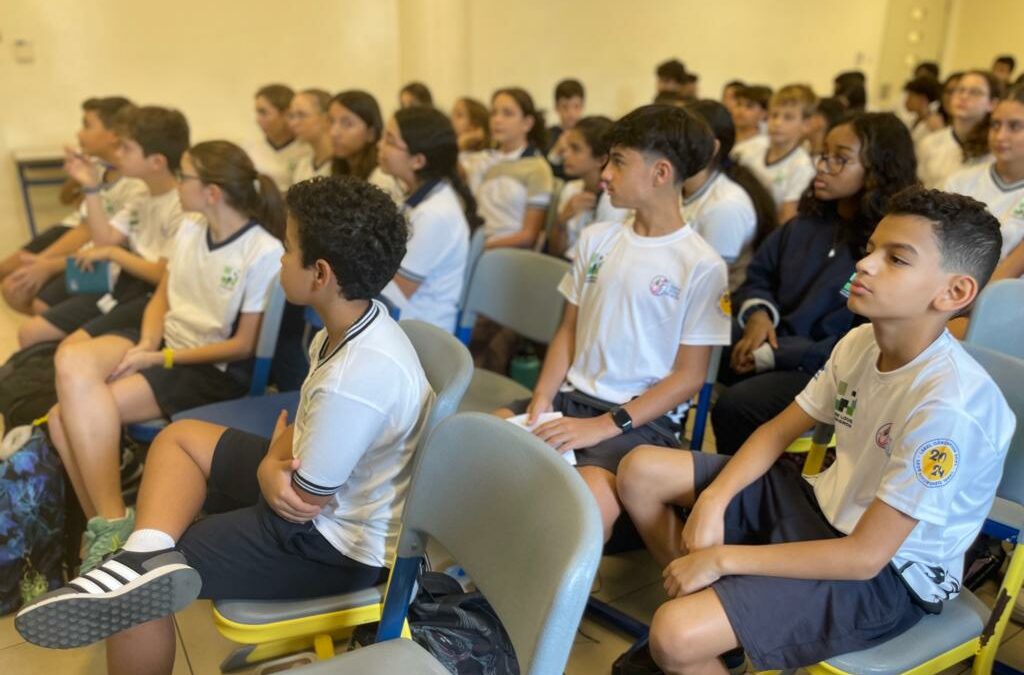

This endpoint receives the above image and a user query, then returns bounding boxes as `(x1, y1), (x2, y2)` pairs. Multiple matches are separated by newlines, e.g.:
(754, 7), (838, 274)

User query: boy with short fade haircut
(728, 84), (771, 163)
(738, 84), (818, 225)
(496, 105), (730, 541)
(617, 187), (1015, 673)
(546, 78), (586, 179)
(656, 58), (689, 97)
(1, 96), (146, 314)
(17, 105), (190, 348)
(15, 177), (435, 675)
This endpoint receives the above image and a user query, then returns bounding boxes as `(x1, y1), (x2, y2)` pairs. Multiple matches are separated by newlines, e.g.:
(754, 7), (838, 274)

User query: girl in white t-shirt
(288, 89), (334, 185)
(47, 140), (286, 572)
(461, 87), (554, 249)
(944, 85), (1024, 260)
(377, 106), (479, 332)
(328, 90), (404, 203)
(245, 84), (311, 192)
(497, 105), (730, 540)
(684, 100), (777, 291)
(549, 115), (630, 259)
(918, 70), (1000, 188)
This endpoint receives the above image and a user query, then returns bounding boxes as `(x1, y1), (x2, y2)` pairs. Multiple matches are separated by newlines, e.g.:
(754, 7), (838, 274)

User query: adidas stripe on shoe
(15, 549), (201, 649)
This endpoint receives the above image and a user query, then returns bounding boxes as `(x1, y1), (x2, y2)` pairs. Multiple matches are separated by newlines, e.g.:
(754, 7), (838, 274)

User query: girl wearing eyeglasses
(712, 113), (918, 455)
(919, 70), (1002, 188)
(288, 89), (334, 184)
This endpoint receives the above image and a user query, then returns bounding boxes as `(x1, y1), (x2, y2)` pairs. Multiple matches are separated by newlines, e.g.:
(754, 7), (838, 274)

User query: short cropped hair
(886, 187), (1002, 289)
(256, 84), (295, 113)
(904, 76), (942, 103)
(915, 62), (940, 80)
(656, 59), (687, 85)
(400, 82), (433, 107)
(555, 78), (585, 101)
(606, 104), (714, 183)
(287, 176), (407, 300)
(82, 97), (135, 129)
(113, 106), (190, 172)
(995, 55), (1016, 71)
(736, 85), (772, 110)
(771, 84), (818, 118)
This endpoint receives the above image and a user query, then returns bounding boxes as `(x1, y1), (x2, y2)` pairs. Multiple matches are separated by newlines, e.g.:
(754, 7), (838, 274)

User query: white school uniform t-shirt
(729, 133), (769, 167)
(461, 147), (553, 239)
(161, 217), (283, 367)
(294, 302), (434, 568)
(682, 171), (757, 291)
(109, 189), (185, 262)
(944, 162), (1024, 259)
(368, 166), (406, 205)
(743, 144), (816, 209)
(291, 153), (333, 185)
(244, 137), (312, 192)
(796, 325), (1015, 606)
(560, 219), (731, 405)
(381, 180), (469, 332)
(556, 180), (630, 260)
(61, 171), (148, 227)
(918, 127), (992, 189)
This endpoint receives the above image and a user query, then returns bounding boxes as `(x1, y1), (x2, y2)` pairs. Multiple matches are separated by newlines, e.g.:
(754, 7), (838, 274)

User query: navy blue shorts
(178, 428), (388, 600)
(39, 272), (152, 334)
(688, 451), (926, 670)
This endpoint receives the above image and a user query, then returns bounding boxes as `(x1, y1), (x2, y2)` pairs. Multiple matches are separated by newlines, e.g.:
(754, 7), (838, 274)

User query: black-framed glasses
(815, 153), (853, 176)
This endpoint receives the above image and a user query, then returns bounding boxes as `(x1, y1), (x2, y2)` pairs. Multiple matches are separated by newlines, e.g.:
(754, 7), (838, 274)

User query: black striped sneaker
(14, 549), (201, 649)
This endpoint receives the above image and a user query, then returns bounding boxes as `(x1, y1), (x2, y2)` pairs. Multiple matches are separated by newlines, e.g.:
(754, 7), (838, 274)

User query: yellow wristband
(163, 347), (174, 370)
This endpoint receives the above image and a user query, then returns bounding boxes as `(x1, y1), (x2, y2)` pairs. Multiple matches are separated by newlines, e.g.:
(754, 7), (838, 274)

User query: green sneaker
(80, 508), (135, 573)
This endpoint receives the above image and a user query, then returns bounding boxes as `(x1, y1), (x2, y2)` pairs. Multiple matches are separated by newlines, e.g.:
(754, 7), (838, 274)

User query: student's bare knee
(30, 298), (49, 315)
(61, 329), (91, 347)
(17, 318), (49, 348)
(617, 445), (670, 503)
(649, 601), (702, 671)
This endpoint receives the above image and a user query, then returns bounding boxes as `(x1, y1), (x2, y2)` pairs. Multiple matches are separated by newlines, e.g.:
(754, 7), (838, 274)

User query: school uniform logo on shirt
(719, 291), (732, 317)
(584, 254), (605, 283)
(219, 266), (241, 291)
(913, 439), (959, 488)
(1014, 198), (1024, 219)
(875, 422), (893, 455)
(128, 210), (141, 231)
(833, 380), (858, 427)
(649, 275), (681, 299)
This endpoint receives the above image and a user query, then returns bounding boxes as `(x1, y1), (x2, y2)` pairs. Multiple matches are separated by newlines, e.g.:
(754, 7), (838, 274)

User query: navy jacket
(733, 213), (866, 373)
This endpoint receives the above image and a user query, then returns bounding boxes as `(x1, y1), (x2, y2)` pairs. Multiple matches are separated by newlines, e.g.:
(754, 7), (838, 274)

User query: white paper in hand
(505, 412), (577, 466)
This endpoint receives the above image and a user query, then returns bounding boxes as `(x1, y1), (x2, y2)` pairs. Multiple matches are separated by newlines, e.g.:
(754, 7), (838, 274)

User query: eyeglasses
(815, 153), (855, 175)
(952, 87), (989, 99)
(175, 170), (202, 182)
(287, 111), (311, 121)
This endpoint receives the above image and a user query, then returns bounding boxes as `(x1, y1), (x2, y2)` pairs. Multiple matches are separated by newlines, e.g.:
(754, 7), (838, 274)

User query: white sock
(123, 529), (176, 553)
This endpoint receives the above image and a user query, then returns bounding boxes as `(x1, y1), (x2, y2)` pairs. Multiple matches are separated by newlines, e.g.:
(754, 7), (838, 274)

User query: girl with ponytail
(377, 107), (476, 332)
(44, 139), (286, 572)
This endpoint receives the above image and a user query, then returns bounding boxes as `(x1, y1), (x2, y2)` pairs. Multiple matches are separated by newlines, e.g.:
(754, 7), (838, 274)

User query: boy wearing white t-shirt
(738, 85), (817, 227)
(17, 106), (190, 348)
(497, 105), (731, 540)
(945, 162), (1024, 259)
(16, 177), (434, 675)
(617, 188), (1015, 672)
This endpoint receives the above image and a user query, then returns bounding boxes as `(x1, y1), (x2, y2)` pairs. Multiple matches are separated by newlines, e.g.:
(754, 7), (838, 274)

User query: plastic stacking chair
(455, 249), (571, 412)
(287, 413), (604, 675)
(205, 320), (473, 672)
(126, 279), (288, 443)
(773, 343), (1024, 675)
(785, 421), (835, 475)
(454, 227), (489, 341)
(688, 346), (723, 451)
(965, 278), (1024, 360)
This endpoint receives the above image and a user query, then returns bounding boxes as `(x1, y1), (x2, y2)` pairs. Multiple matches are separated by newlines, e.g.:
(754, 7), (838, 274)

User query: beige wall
(943, 0), (1023, 74)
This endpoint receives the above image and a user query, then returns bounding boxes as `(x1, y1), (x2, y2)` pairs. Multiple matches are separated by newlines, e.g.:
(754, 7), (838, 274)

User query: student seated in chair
(15, 176), (435, 675)
(616, 188), (1016, 674)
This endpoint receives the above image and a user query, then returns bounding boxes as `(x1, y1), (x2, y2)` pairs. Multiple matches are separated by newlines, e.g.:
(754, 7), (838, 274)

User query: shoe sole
(15, 564), (201, 649)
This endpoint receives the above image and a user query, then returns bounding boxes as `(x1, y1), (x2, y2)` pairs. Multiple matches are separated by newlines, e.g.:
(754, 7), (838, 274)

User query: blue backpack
(0, 424), (66, 615)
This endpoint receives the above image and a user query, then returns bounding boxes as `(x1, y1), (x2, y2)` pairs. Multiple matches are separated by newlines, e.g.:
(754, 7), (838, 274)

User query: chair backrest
(459, 227), (488, 311)
(250, 279), (287, 396)
(963, 343), (1024, 506)
(398, 320), (473, 433)
(457, 249), (571, 344)
(541, 178), (566, 249)
(965, 279), (1024, 360)
(386, 413), (603, 675)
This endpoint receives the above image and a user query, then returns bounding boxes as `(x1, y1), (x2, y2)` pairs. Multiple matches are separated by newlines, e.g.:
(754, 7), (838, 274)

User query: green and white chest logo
(584, 254), (605, 283)
(833, 380), (858, 428)
(128, 210), (141, 231)
(219, 266), (241, 291)
(1013, 198), (1024, 219)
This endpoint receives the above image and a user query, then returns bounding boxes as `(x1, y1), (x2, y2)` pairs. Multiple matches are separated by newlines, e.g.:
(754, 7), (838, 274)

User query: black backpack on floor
(0, 340), (59, 431)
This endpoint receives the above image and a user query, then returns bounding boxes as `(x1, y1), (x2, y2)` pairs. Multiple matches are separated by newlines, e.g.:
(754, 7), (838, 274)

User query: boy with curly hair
(16, 176), (435, 675)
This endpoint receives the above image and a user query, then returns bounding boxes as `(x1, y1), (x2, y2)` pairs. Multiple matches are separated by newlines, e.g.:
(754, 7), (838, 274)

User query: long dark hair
(958, 70), (1004, 161)
(330, 90), (384, 181)
(492, 87), (547, 150)
(395, 107), (483, 231)
(686, 99), (777, 248)
(189, 140), (286, 241)
(798, 112), (918, 254)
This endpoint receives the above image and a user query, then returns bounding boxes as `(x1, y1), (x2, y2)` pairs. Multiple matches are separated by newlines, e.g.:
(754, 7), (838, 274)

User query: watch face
(612, 407), (632, 430)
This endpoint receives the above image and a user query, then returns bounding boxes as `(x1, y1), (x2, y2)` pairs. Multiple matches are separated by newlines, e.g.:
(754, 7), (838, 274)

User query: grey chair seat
(215, 585), (384, 625)
(295, 638), (449, 674)
(823, 591), (987, 675)
(458, 368), (532, 413)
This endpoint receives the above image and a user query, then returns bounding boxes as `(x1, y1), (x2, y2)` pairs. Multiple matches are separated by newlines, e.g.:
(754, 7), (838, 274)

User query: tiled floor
(2, 224), (1024, 672)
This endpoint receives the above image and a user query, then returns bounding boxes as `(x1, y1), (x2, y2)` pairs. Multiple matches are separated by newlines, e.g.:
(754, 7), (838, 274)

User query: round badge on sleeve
(913, 439), (959, 488)
(719, 291), (732, 317)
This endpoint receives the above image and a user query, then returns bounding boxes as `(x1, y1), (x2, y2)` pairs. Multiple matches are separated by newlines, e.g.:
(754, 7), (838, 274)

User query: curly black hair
(286, 176), (407, 300)
(886, 187), (1002, 289)
(606, 104), (714, 183)
(798, 111), (918, 254)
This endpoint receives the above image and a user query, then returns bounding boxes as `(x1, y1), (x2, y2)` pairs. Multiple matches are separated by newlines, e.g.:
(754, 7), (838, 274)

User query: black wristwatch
(610, 406), (634, 433)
